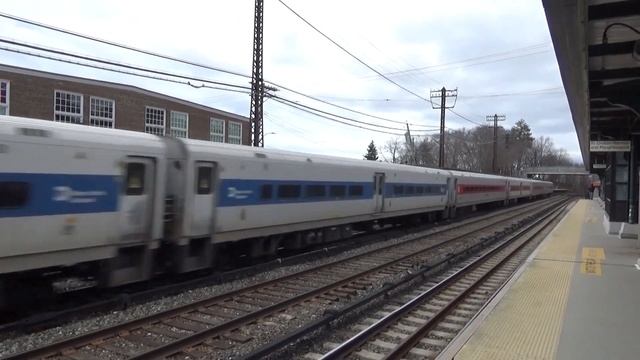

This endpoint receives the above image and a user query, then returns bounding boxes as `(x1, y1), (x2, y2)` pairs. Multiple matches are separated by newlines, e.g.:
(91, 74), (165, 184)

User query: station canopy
(543, 1), (640, 169)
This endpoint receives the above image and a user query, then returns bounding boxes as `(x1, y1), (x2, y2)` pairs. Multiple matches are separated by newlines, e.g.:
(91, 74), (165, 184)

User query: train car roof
(0, 116), (165, 153)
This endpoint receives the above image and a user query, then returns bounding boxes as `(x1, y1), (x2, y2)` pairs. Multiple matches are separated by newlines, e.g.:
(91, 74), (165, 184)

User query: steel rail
(130, 198), (566, 359)
(319, 199), (568, 360)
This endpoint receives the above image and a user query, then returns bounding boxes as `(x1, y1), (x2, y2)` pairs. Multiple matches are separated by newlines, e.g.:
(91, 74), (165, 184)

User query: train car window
(306, 184), (326, 198)
(0, 181), (29, 208)
(393, 185), (404, 195)
(416, 186), (424, 195)
(278, 185), (301, 199)
(126, 163), (145, 195)
(348, 185), (363, 197)
(196, 167), (212, 194)
(261, 184), (273, 199)
(406, 186), (415, 195)
(329, 185), (346, 198)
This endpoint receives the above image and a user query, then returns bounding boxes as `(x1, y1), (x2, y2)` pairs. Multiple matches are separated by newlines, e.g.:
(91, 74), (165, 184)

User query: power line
(1, 10), (496, 137)
(0, 45), (252, 95)
(271, 97), (407, 136)
(0, 38), (440, 135)
(447, 108), (485, 127)
(0, 11), (436, 130)
(276, 0), (432, 104)
(376, 43), (551, 78)
(265, 80), (438, 128)
(459, 87), (564, 99)
(316, 86), (564, 102)
(0, 38), (429, 135)
(3, 36), (484, 136)
(276, 1), (493, 132)
(271, 95), (439, 133)
(0, 38), (252, 91)
(0, 11), (252, 79)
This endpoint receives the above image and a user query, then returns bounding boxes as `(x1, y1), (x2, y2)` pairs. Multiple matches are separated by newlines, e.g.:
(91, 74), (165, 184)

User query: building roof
(0, 63), (249, 122)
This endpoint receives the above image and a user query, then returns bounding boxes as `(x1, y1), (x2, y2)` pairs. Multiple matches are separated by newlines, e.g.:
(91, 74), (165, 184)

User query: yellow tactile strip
(455, 200), (588, 360)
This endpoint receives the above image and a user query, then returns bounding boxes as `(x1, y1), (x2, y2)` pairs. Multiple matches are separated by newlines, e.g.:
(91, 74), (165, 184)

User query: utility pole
(486, 114), (506, 174)
(404, 123), (416, 165)
(249, 0), (265, 147)
(430, 87), (458, 168)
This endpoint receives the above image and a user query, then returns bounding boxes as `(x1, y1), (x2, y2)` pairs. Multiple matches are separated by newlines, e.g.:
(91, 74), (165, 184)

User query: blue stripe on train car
(217, 179), (446, 207)
(0, 173), (119, 218)
(217, 179), (374, 207)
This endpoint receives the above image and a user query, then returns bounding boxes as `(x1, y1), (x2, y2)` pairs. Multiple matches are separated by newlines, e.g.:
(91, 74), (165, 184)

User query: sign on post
(590, 140), (631, 152)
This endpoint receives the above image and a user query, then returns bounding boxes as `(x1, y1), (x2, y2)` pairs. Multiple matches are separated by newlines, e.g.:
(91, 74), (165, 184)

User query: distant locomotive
(0, 116), (553, 305)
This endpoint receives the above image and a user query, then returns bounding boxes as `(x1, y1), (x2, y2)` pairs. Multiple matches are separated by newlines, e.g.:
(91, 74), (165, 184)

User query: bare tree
(383, 137), (403, 163)
(380, 118), (578, 174)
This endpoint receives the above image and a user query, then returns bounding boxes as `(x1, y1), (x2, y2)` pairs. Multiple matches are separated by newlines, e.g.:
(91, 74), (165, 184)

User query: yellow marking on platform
(580, 247), (605, 276)
(455, 200), (588, 360)
(582, 247), (605, 260)
(581, 258), (602, 276)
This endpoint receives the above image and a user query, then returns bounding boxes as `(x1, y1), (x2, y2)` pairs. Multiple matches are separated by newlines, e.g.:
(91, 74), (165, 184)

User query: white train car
(165, 140), (451, 270)
(0, 116), (167, 289)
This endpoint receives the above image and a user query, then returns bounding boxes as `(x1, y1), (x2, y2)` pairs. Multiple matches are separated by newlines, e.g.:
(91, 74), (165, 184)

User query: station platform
(448, 199), (640, 360)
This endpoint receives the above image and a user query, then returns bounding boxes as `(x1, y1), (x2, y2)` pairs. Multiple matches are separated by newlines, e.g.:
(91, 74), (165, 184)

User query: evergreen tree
(364, 140), (379, 161)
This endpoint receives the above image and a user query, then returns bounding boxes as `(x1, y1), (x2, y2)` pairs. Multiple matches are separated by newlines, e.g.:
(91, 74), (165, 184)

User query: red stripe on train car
(457, 184), (506, 194)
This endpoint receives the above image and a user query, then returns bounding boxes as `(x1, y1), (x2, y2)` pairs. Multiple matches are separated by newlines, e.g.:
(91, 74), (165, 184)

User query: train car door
(373, 172), (385, 212)
(445, 177), (457, 218)
(191, 161), (217, 236)
(119, 157), (155, 242)
(447, 177), (457, 206)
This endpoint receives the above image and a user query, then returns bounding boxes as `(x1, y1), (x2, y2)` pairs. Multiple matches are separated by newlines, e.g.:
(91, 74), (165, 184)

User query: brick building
(0, 64), (251, 145)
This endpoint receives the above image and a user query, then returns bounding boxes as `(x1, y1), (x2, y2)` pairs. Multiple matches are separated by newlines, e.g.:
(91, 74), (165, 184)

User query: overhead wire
(0, 12), (252, 79)
(276, 0), (433, 104)
(1, 36), (439, 134)
(377, 45), (551, 78)
(0, 38), (252, 91)
(271, 97), (407, 136)
(276, 0), (493, 134)
(0, 11), (436, 130)
(265, 80), (438, 128)
(0, 45), (252, 95)
(271, 95), (440, 133)
(315, 86), (564, 102)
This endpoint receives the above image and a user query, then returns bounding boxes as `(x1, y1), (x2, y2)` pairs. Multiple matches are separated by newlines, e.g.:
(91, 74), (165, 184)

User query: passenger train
(0, 116), (554, 304)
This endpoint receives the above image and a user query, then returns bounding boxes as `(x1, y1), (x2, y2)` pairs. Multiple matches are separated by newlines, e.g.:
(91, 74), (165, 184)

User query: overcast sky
(0, 0), (580, 162)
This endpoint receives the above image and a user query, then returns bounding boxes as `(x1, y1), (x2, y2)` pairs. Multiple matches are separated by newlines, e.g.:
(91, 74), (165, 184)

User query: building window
(90, 97), (115, 128)
(54, 90), (83, 123)
(145, 106), (165, 135)
(210, 118), (225, 143)
(228, 121), (242, 144)
(0, 80), (9, 115)
(170, 111), (188, 138)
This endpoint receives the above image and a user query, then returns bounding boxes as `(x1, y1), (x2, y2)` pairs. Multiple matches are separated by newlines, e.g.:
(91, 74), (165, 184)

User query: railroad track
(3, 197), (565, 360)
(0, 197), (551, 333)
(308, 198), (570, 360)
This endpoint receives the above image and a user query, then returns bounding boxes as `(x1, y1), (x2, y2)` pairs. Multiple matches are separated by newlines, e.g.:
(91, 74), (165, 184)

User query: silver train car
(0, 116), (553, 303)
